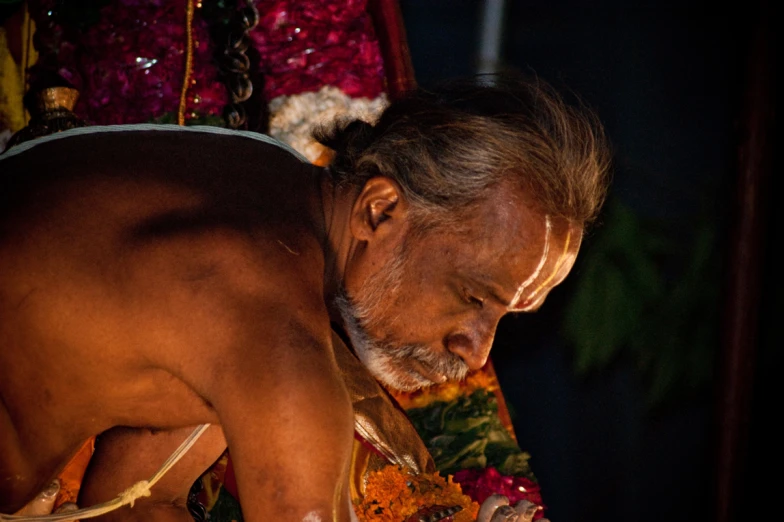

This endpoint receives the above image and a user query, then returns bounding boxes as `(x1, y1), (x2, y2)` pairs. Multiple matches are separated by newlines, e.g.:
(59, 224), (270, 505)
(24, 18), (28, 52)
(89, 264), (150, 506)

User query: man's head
(318, 74), (611, 391)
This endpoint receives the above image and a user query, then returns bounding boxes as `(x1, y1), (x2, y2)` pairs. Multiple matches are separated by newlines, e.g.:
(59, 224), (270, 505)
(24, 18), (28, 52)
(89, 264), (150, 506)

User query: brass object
(2, 86), (87, 153)
(332, 331), (435, 500)
(405, 504), (463, 522)
(33, 86), (80, 114)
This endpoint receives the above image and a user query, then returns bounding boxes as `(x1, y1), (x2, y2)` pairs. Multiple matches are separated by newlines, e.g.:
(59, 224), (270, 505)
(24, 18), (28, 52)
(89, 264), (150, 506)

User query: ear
(349, 177), (409, 241)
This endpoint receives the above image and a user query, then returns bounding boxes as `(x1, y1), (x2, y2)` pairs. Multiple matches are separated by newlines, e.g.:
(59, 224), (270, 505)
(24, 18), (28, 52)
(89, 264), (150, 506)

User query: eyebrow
(465, 275), (516, 309)
(484, 283), (544, 313)
(488, 287), (515, 308)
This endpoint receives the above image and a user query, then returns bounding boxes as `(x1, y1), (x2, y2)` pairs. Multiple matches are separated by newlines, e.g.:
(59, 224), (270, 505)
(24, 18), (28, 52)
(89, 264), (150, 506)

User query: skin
(0, 129), (580, 521)
(335, 181), (581, 392)
(78, 426), (229, 520)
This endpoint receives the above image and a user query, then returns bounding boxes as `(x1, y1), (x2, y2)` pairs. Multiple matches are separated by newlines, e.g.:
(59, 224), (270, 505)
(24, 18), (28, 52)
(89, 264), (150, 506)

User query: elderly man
(0, 76), (610, 521)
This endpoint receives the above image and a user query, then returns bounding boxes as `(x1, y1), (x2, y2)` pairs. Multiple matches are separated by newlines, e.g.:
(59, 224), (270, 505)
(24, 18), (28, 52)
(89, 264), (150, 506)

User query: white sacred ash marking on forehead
(509, 217), (576, 312)
(508, 216), (552, 311)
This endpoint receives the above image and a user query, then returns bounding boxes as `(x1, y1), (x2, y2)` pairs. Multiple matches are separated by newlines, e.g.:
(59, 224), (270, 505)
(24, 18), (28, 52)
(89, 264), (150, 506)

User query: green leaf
(406, 390), (536, 477)
(561, 194), (722, 407)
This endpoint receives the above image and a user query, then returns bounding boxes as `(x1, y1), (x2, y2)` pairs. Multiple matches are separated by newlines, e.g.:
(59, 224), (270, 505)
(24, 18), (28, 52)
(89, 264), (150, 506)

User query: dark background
(398, 1), (779, 521)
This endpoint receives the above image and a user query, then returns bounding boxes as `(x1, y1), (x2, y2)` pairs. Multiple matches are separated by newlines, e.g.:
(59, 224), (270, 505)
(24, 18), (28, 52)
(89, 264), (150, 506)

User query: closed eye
(462, 288), (484, 309)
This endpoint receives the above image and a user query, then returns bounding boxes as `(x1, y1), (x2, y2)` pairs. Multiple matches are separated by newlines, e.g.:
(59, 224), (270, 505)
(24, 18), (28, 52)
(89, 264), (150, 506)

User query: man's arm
(78, 425), (228, 522)
(204, 323), (356, 522)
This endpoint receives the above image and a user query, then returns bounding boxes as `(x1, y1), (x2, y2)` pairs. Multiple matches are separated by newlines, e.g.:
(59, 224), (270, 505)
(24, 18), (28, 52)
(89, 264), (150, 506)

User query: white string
(1, 424), (211, 522)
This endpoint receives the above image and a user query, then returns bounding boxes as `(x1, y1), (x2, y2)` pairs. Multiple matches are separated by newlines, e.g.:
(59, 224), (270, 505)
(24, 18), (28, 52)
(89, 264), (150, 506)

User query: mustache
(334, 291), (469, 390)
(391, 343), (469, 383)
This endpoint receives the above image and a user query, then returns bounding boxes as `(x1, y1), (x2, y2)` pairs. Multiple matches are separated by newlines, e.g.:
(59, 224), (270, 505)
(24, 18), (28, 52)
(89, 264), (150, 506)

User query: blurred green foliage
(562, 197), (721, 405)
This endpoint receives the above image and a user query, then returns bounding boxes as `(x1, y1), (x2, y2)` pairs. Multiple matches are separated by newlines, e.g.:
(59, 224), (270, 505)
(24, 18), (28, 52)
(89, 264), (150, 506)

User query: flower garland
(25, 0), (386, 129)
(390, 367), (500, 411)
(268, 84), (387, 164)
(250, 0), (385, 101)
(452, 467), (543, 510)
(390, 364), (548, 520)
(28, 0), (227, 126)
(355, 465), (478, 522)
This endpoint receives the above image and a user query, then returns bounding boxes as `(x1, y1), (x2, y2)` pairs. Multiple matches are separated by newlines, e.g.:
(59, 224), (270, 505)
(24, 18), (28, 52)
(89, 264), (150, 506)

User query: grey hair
(315, 73), (612, 231)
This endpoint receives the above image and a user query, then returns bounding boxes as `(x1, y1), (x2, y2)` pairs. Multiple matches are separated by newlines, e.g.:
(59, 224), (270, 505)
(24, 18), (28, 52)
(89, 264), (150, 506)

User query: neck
(318, 172), (355, 324)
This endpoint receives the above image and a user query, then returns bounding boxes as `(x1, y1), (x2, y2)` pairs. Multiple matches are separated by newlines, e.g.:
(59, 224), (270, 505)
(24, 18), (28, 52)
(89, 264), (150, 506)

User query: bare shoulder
(0, 126), (318, 231)
(0, 124), (358, 518)
(0, 128), (345, 511)
(0, 126), (328, 366)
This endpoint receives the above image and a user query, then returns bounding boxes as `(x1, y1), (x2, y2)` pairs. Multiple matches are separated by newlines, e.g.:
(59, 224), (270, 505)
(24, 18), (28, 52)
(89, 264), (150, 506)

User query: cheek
(395, 254), (443, 306)
(387, 285), (458, 340)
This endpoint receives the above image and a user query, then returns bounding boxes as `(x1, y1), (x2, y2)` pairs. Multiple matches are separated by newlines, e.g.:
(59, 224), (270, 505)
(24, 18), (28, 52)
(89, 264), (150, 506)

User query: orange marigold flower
(389, 366), (501, 410)
(355, 465), (479, 522)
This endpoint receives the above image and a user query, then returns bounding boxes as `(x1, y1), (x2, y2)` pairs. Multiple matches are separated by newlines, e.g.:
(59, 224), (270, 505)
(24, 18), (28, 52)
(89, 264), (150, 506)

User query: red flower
(452, 467), (547, 520)
(28, 1), (385, 125)
(250, 0), (385, 100)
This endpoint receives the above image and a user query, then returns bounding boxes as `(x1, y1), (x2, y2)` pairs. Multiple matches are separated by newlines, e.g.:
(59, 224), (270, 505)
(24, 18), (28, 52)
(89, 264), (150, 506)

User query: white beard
(333, 247), (468, 392)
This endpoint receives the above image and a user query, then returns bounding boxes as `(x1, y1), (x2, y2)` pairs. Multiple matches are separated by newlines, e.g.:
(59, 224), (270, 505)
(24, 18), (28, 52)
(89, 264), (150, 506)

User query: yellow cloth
(0, 3), (36, 136)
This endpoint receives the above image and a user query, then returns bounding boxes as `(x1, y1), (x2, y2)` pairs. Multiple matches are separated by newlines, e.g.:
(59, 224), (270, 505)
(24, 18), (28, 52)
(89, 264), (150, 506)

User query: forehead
(415, 185), (582, 308)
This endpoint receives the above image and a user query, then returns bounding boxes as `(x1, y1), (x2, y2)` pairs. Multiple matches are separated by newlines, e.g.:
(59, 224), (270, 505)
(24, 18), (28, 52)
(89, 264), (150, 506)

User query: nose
(445, 330), (495, 371)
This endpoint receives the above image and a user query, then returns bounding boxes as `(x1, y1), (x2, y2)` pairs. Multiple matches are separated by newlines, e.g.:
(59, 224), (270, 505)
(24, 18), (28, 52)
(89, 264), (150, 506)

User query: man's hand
(476, 494), (547, 522)
(13, 479), (78, 517)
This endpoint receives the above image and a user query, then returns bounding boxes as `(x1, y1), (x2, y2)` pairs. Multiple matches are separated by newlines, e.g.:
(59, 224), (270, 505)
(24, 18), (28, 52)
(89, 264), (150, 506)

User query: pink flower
(452, 467), (547, 520)
(250, 0), (385, 100)
(28, 0), (385, 125)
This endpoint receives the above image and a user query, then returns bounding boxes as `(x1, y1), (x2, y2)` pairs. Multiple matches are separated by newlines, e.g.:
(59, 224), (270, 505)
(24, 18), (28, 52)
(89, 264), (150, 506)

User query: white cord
(1, 424), (211, 522)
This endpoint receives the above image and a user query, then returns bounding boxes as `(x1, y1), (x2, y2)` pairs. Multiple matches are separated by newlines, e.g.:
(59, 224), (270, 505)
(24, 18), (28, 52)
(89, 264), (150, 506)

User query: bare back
(0, 126), (354, 518)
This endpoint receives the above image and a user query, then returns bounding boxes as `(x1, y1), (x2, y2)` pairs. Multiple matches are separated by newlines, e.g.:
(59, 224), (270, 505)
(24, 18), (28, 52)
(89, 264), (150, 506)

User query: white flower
(268, 85), (389, 164)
